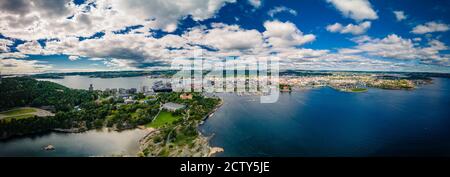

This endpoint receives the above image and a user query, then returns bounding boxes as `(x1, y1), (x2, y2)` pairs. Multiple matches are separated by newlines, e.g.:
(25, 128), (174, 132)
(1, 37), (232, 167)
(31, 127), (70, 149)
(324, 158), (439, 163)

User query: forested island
(31, 70), (178, 79)
(0, 77), (222, 156)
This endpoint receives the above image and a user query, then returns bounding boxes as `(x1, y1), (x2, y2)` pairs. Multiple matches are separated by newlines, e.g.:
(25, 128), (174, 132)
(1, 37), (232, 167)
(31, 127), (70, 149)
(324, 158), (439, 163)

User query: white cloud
(411, 21), (450, 34)
(68, 55), (80, 61)
(38, 24), (265, 69)
(326, 0), (378, 21)
(326, 23), (343, 32)
(16, 41), (45, 55)
(267, 6), (297, 17)
(393, 11), (407, 21)
(0, 0), (237, 40)
(3, 0), (446, 73)
(103, 58), (139, 70)
(111, 0), (236, 32)
(289, 53), (402, 72)
(326, 21), (371, 35)
(34, 21), (323, 70)
(88, 58), (106, 61)
(0, 52), (27, 59)
(0, 38), (14, 52)
(248, 0), (261, 8)
(263, 20), (315, 48)
(0, 58), (52, 74)
(274, 48), (329, 60)
(338, 34), (449, 66)
(186, 23), (264, 51)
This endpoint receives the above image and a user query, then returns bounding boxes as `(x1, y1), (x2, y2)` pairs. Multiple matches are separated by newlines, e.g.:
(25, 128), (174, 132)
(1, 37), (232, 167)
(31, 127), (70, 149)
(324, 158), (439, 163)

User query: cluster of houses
(88, 82), (194, 113)
(161, 93), (193, 111)
(87, 80), (200, 113)
(103, 87), (138, 95)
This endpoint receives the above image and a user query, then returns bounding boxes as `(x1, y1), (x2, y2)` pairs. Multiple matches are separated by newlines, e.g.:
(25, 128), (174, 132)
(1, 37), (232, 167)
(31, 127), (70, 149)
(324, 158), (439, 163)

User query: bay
(1, 75), (449, 156)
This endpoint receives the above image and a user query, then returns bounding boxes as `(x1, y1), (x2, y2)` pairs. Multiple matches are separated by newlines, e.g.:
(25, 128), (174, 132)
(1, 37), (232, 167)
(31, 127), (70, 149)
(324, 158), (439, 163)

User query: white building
(162, 102), (186, 112)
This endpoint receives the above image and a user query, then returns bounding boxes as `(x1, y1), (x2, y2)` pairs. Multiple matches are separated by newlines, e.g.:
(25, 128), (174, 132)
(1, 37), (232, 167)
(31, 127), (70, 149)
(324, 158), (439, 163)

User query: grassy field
(350, 88), (368, 92)
(0, 107), (53, 122)
(3, 114), (36, 122)
(146, 111), (182, 128)
(0, 108), (37, 116)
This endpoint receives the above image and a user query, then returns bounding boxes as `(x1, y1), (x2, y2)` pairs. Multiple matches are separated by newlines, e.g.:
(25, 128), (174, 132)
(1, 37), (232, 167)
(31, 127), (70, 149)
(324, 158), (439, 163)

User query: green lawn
(350, 88), (368, 92)
(3, 114), (35, 122)
(0, 108), (37, 116)
(146, 111), (182, 128)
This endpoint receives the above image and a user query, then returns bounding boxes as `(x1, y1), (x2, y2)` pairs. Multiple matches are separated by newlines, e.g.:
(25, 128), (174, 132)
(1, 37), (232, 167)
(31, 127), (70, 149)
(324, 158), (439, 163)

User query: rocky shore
(138, 100), (224, 157)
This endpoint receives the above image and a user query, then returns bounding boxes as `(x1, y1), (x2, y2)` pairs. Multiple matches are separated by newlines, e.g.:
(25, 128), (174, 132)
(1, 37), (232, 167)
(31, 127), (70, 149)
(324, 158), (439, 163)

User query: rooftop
(162, 102), (186, 110)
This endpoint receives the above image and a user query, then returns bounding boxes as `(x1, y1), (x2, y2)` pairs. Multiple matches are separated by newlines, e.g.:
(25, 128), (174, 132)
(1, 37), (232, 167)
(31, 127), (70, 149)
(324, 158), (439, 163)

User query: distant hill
(31, 70), (178, 79)
(0, 77), (96, 111)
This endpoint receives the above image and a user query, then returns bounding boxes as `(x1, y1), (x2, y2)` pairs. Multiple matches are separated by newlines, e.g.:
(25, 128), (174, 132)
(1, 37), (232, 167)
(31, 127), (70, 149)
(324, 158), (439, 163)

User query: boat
(43, 144), (55, 151)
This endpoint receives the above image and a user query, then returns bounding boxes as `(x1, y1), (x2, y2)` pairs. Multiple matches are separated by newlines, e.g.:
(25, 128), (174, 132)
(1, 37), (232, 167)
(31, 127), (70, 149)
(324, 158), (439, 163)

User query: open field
(0, 108), (36, 116)
(0, 107), (55, 121)
(146, 111), (182, 128)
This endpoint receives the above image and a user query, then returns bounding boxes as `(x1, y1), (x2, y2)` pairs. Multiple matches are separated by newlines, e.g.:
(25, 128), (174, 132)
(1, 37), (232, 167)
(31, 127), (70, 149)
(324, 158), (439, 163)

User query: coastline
(198, 99), (225, 157)
(138, 98), (225, 157)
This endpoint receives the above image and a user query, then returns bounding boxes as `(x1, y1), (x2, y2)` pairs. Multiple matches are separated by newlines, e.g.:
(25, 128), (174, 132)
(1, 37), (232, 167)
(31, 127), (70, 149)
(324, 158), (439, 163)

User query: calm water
(2, 76), (450, 156)
(201, 78), (450, 156)
(0, 128), (149, 157)
(38, 75), (165, 90)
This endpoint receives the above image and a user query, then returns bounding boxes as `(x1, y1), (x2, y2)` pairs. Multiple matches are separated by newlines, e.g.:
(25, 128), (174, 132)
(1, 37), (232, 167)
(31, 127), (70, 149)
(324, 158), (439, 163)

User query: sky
(0, 0), (450, 74)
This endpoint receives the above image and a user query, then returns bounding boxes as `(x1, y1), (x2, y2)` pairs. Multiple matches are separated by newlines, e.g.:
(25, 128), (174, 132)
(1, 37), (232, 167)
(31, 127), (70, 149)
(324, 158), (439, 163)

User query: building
(152, 81), (173, 92)
(124, 97), (136, 104)
(143, 98), (157, 104)
(89, 84), (94, 91)
(180, 93), (193, 100)
(128, 88), (137, 94)
(119, 88), (127, 94)
(144, 92), (156, 96)
(162, 102), (186, 112)
(140, 86), (148, 93)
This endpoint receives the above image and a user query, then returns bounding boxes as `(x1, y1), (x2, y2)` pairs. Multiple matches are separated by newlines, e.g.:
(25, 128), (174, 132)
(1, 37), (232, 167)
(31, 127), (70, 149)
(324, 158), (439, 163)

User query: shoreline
(138, 99), (225, 157)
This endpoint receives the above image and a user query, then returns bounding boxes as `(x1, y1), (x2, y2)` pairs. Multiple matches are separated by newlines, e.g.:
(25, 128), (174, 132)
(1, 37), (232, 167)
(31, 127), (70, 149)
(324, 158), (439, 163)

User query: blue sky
(0, 0), (449, 74)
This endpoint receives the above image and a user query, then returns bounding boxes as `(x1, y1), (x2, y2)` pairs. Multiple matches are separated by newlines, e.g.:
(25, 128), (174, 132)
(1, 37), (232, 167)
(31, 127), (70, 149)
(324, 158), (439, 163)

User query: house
(89, 84), (94, 92)
(162, 102), (186, 112)
(144, 92), (156, 96)
(124, 98), (136, 104)
(180, 93), (193, 100)
(118, 94), (131, 99)
(281, 85), (291, 92)
(143, 98), (157, 103)
(152, 81), (172, 92)
(74, 106), (82, 111)
(128, 88), (137, 94)
(140, 86), (148, 93)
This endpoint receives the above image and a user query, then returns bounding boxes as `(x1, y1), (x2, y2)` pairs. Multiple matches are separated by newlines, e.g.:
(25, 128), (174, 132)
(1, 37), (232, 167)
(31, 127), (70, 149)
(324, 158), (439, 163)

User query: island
(31, 70), (178, 79)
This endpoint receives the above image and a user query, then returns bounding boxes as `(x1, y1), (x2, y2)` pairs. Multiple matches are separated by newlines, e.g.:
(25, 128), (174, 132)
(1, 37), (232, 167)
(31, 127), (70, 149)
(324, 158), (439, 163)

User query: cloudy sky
(0, 0), (450, 74)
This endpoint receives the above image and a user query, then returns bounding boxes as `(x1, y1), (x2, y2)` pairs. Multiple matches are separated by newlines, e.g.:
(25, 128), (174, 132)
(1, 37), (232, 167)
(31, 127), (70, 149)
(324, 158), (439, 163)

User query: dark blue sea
(1, 76), (449, 156)
(201, 78), (450, 156)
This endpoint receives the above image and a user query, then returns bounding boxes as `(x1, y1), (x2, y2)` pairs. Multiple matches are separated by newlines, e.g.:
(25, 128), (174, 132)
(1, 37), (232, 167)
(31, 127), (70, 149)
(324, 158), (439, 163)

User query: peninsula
(0, 77), (222, 156)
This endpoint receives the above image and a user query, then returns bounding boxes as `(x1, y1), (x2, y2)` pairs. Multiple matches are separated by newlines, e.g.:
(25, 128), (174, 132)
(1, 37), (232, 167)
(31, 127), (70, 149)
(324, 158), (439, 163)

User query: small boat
(43, 144), (55, 151)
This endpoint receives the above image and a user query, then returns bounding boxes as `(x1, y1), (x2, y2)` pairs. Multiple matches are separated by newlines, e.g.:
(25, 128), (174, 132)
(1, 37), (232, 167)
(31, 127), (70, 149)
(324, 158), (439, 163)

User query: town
(86, 72), (432, 103)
